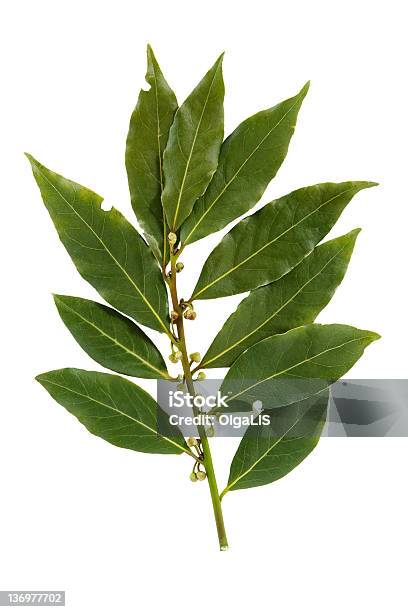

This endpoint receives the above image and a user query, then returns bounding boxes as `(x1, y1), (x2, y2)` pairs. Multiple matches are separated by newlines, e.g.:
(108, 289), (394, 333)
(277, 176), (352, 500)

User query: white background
(1, 0), (407, 610)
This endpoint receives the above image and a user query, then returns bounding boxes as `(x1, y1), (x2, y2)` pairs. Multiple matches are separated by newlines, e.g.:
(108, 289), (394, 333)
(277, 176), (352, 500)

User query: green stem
(168, 251), (229, 551)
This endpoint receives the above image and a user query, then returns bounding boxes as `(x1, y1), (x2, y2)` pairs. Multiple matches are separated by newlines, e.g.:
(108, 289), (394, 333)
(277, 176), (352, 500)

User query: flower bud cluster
(169, 350), (182, 363)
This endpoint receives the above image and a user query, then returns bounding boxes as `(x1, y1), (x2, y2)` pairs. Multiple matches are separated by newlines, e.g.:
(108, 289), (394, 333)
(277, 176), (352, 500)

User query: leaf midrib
(33, 160), (169, 335)
(227, 334), (372, 402)
(171, 59), (222, 229)
(202, 243), (348, 367)
(192, 187), (355, 299)
(39, 376), (187, 454)
(182, 95), (302, 246)
(221, 411), (307, 497)
(148, 47), (168, 268)
(57, 298), (169, 379)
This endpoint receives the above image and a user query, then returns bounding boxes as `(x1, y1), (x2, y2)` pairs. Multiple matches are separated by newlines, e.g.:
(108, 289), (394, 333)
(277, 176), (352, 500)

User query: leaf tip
(365, 181), (379, 189)
(146, 43), (155, 63)
(215, 51), (225, 67)
(350, 227), (362, 238)
(25, 153), (44, 177)
(300, 80), (311, 97)
(24, 152), (36, 166)
(363, 329), (381, 346)
(52, 293), (63, 304)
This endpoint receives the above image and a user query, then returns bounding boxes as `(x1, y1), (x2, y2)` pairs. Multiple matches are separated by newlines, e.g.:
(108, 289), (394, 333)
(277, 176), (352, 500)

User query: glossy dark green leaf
(221, 391), (328, 495)
(162, 54), (224, 230)
(220, 324), (380, 410)
(192, 181), (376, 300)
(201, 230), (360, 368)
(54, 295), (170, 379)
(36, 369), (188, 454)
(27, 155), (170, 334)
(181, 83), (309, 246)
(125, 45), (177, 267)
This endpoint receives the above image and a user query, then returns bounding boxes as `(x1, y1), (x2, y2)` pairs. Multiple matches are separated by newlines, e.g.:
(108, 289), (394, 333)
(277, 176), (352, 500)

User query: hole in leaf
(100, 200), (113, 212)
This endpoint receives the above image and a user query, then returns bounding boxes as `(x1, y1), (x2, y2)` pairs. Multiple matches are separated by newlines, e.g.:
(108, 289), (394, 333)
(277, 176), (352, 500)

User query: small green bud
(196, 471), (207, 481)
(168, 353), (178, 363)
(197, 371), (206, 380)
(168, 232), (177, 246)
(189, 352), (201, 363)
(175, 262), (184, 272)
(187, 437), (198, 447)
(174, 351), (182, 361)
(170, 310), (179, 322)
(189, 472), (198, 482)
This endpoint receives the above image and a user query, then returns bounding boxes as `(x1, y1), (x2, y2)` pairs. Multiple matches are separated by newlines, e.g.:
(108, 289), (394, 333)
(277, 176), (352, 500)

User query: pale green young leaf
(126, 45), (177, 267)
(222, 391), (328, 495)
(181, 83), (309, 246)
(162, 54), (224, 230)
(27, 155), (170, 334)
(54, 295), (170, 379)
(192, 182), (376, 300)
(36, 369), (188, 455)
(219, 323), (380, 410)
(201, 230), (360, 368)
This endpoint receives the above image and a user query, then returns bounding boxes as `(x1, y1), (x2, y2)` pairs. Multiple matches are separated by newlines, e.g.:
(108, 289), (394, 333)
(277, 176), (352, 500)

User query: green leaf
(27, 155), (170, 334)
(221, 391), (328, 495)
(191, 181), (376, 300)
(219, 323), (380, 410)
(181, 83), (309, 246)
(36, 369), (188, 455)
(54, 295), (170, 379)
(201, 230), (360, 368)
(125, 45), (178, 267)
(162, 54), (224, 230)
